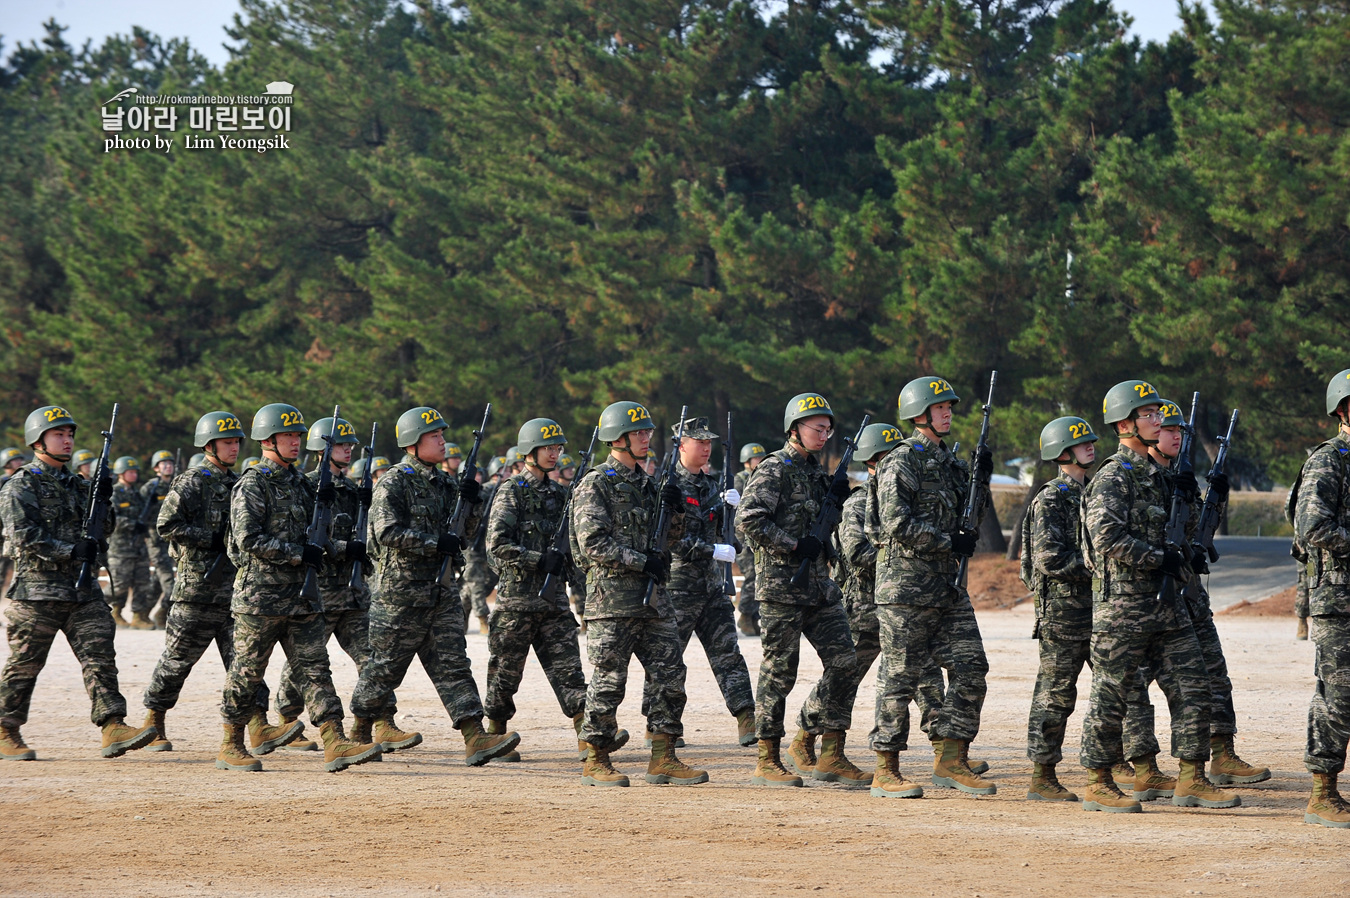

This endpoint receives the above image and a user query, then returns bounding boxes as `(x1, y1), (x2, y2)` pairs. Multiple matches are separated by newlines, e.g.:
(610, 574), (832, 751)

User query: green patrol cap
(195, 411), (246, 448)
(898, 377), (960, 422)
(1039, 416), (1098, 462)
(306, 416), (358, 451)
(250, 403), (306, 441)
(113, 456), (139, 475)
(1326, 369), (1350, 418)
(598, 401), (654, 442)
(855, 423), (903, 464)
(783, 393), (834, 434)
(24, 405), (77, 447)
(739, 443), (767, 464)
(395, 406), (445, 448)
(673, 415), (718, 441)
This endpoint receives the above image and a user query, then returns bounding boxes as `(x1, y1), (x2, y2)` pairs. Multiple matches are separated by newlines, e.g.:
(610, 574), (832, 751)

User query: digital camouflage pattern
(220, 611), (343, 725)
(736, 442), (831, 606)
(365, 454), (481, 598)
(486, 467), (568, 612)
(1307, 615), (1350, 774)
(732, 467), (757, 621)
(1, 599), (127, 726)
(485, 607), (586, 721)
(0, 458), (104, 603)
(304, 468), (370, 613)
(583, 617), (687, 747)
(758, 598), (858, 740)
(276, 608), (370, 719)
(461, 479), (499, 622)
(144, 603), (268, 712)
(157, 459), (237, 606)
(107, 482), (153, 614)
(227, 462), (321, 617)
(142, 476), (175, 606)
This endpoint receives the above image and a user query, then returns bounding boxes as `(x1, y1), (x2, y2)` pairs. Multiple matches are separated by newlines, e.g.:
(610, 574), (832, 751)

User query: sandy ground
(1, 601), (1343, 897)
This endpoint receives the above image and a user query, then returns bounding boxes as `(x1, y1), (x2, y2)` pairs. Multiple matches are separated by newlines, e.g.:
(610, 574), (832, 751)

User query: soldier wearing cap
(143, 449), (177, 627)
(734, 442), (767, 635)
(105, 456), (155, 629)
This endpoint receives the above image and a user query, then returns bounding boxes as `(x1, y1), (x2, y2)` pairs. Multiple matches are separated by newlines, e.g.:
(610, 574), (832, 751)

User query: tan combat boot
(1027, 762), (1077, 801)
(0, 722), (36, 761)
(573, 712), (629, 760)
(785, 728), (817, 776)
(1305, 773), (1350, 828)
(477, 613), (490, 634)
(1081, 768), (1141, 813)
(246, 710), (302, 756)
(350, 717), (373, 745)
(150, 604), (168, 629)
(143, 709), (172, 752)
(1112, 760), (1136, 782)
(751, 738), (803, 788)
(460, 716), (519, 766)
(319, 719), (381, 773)
(109, 602), (129, 628)
(100, 717), (157, 758)
(581, 743), (629, 787)
(1209, 734), (1270, 785)
(486, 718), (520, 762)
(930, 737), (989, 775)
(373, 717), (423, 752)
(737, 613), (759, 637)
(645, 733), (709, 785)
(128, 611), (155, 630)
(735, 708), (756, 747)
(1296, 617), (1309, 640)
(813, 731), (869, 789)
(643, 729), (684, 749)
(278, 715), (317, 751)
(215, 723), (262, 771)
(870, 750), (923, 798)
(1131, 753), (1177, 801)
(1172, 758), (1240, 808)
(932, 738), (996, 795)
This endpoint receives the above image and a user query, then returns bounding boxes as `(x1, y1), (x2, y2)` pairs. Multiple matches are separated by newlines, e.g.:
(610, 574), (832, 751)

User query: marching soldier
(442, 442), (463, 476)
(348, 406), (518, 765)
(0, 448), (28, 597)
(71, 448), (96, 480)
(216, 403), (379, 774)
(0, 406), (157, 760)
(143, 449), (177, 627)
(106, 457), (155, 629)
(734, 443), (766, 636)
(738, 393), (863, 788)
(461, 444), (498, 634)
(571, 401), (707, 787)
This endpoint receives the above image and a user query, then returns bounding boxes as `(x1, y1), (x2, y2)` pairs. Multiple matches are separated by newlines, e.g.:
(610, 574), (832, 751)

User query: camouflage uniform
(483, 467), (586, 722)
(733, 468), (758, 624)
(274, 469), (372, 720)
(219, 461), (345, 727)
(349, 454), (487, 725)
(641, 461), (753, 720)
(1079, 445), (1211, 769)
(0, 459), (128, 727)
(144, 459), (267, 713)
(106, 482), (154, 616)
(869, 430), (987, 751)
(737, 442), (858, 741)
(571, 452), (689, 748)
(461, 480), (499, 625)
(141, 476), (175, 614)
(1293, 433), (1350, 774)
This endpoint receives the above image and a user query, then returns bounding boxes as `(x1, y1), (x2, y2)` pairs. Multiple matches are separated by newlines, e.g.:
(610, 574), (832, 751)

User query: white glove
(722, 488), (741, 507)
(712, 544), (736, 563)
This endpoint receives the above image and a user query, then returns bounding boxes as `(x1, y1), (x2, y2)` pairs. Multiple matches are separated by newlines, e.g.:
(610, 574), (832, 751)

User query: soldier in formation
(733, 442), (766, 635)
(143, 449), (177, 627)
(106, 456), (154, 629)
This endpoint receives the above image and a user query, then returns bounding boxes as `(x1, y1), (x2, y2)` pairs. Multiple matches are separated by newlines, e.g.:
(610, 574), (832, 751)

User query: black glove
(1208, 471), (1230, 501)
(1189, 551), (1209, 575)
(975, 447), (994, 480)
(661, 481), (683, 511)
(347, 541), (368, 566)
(1173, 470), (1199, 499)
(1160, 548), (1187, 578)
(950, 528), (979, 557)
(72, 538), (100, 562)
(98, 538), (109, 555)
(792, 534), (823, 563)
(828, 478), (852, 504)
(459, 477), (481, 504)
(538, 548), (565, 574)
(437, 532), (462, 556)
(641, 553), (669, 584)
(316, 482), (337, 505)
(133, 521), (149, 535)
(357, 484), (373, 507)
(732, 537), (743, 554)
(94, 476), (114, 504)
(210, 531), (227, 554)
(301, 544), (325, 569)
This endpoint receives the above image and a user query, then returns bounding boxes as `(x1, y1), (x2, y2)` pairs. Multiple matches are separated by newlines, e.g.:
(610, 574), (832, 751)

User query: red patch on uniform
(685, 496), (700, 506)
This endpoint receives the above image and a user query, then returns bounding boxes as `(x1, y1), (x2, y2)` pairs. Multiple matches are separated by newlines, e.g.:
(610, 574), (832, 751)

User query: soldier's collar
(1116, 444), (1152, 470)
(602, 452), (641, 479)
(519, 466), (548, 486)
(909, 430), (946, 454)
(29, 457), (67, 477)
(782, 441), (814, 465)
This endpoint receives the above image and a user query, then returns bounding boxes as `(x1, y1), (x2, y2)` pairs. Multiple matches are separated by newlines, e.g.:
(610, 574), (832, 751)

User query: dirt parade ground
(1, 602), (1346, 897)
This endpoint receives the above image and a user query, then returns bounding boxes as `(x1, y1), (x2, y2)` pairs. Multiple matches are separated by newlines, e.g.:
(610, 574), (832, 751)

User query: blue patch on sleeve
(257, 466), (271, 474)
(1121, 461), (1133, 469)
(200, 469), (212, 477)
(783, 458), (794, 466)
(401, 466), (414, 474)
(913, 443), (926, 452)
(1339, 447), (1348, 455)
(605, 467), (617, 476)
(1056, 483), (1069, 492)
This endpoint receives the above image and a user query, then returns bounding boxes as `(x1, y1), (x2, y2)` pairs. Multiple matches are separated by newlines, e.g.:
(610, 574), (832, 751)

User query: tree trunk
(1005, 462), (1050, 560)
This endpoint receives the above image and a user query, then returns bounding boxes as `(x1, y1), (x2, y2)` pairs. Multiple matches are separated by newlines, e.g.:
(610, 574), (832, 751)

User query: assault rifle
(791, 414), (870, 588)
(955, 371), (998, 589)
(1195, 409), (1239, 565)
(348, 422), (377, 589)
(76, 404), (118, 591)
(643, 406), (688, 606)
(1157, 392), (1199, 606)
(436, 404), (491, 586)
(721, 412), (736, 597)
(539, 426), (598, 604)
(300, 406), (341, 602)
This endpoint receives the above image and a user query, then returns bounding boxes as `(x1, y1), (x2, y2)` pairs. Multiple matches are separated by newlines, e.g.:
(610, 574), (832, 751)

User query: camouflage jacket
(307, 467), (370, 612)
(108, 482), (150, 557)
(833, 482), (877, 628)
(736, 441), (834, 607)
(157, 459), (236, 605)
(140, 477), (173, 548)
(1022, 474), (1092, 638)
(227, 459), (319, 616)
(570, 452), (682, 619)
(0, 458), (105, 602)
(669, 460), (728, 599)
(869, 430), (973, 608)
(1082, 445), (1187, 633)
(369, 453), (481, 607)
(487, 466), (567, 611)
(1293, 432), (1350, 617)
(471, 480), (499, 556)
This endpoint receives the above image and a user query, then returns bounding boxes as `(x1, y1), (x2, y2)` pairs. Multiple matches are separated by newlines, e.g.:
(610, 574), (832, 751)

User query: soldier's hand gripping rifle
(643, 406), (688, 606)
(1195, 409), (1239, 566)
(75, 404), (118, 591)
(348, 422), (377, 589)
(721, 412), (737, 597)
(539, 426), (598, 605)
(791, 414), (870, 588)
(955, 371), (998, 589)
(1157, 392), (1199, 606)
(300, 406), (341, 603)
(437, 404), (491, 587)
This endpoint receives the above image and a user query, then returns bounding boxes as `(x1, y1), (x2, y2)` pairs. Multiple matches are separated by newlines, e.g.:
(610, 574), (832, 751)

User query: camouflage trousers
(1306, 616), (1350, 775)
(219, 612), (343, 727)
(581, 616), (687, 749)
(149, 541), (175, 615)
(756, 600), (858, 740)
(1080, 623), (1211, 768)
(144, 602), (268, 712)
(735, 549), (758, 621)
(569, 567), (586, 618)
(460, 549), (495, 624)
(1296, 568), (1310, 620)
(350, 585), (485, 727)
(484, 607), (586, 722)
(275, 608), (371, 720)
(643, 587), (753, 719)
(0, 598), (126, 727)
(874, 600), (988, 751)
(107, 547), (154, 615)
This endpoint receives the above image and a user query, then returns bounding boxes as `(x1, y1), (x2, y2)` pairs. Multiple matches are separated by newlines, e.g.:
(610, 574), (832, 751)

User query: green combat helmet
(855, 423), (904, 463)
(1039, 416), (1098, 462)
(504, 446), (525, 467)
(151, 449), (174, 467)
(395, 407), (446, 448)
(250, 403), (306, 441)
(783, 393), (834, 434)
(557, 453), (576, 471)
(190, 452), (207, 468)
(739, 443), (767, 464)
(898, 377), (960, 422)
(518, 418), (568, 455)
(0, 447), (27, 469)
(370, 456), (392, 475)
(350, 458), (367, 479)
(194, 411), (245, 447)
(24, 405), (77, 447)
(1102, 380), (1160, 425)
(444, 442), (463, 461)
(72, 449), (96, 469)
(1326, 369), (1350, 418)
(240, 456), (261, 471)
(1157, 400), (1184, 427)
(486, 455), (509, 478)
(307, 416), (358, 451)
(113, 456), (140, 476)
(598, 401), (654, 442)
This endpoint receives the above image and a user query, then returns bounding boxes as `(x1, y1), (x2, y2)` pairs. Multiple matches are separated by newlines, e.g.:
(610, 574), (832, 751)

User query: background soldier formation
(0, 373), (1345, 829)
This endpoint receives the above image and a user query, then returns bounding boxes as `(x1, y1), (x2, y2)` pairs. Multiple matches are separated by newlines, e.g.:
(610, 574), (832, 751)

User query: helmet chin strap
(915, 414), (950, 439)
(37, 436), (71, 464)
(613, 434), (647, 461)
